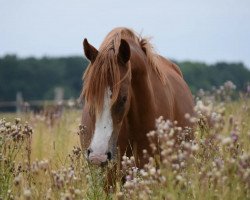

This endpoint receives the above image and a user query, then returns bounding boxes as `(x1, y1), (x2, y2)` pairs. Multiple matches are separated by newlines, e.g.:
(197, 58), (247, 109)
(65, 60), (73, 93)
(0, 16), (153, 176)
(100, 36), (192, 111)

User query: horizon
(1, 53), (249, 70)
(1, 0), (250, 68)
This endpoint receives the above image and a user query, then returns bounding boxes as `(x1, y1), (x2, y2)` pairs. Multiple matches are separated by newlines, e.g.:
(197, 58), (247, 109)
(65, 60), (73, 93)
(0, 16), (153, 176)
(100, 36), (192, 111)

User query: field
(1, 86), (250, 199)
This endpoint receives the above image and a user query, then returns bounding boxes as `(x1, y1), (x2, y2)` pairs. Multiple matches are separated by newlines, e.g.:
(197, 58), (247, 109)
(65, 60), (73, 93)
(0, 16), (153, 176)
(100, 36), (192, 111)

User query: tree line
(0, 55), (250, 102)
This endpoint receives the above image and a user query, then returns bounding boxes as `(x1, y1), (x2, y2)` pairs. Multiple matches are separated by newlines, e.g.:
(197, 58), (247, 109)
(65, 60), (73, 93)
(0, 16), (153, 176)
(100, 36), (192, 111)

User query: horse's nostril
(87, 148), (92, 157)
(106, 151), (112, 160)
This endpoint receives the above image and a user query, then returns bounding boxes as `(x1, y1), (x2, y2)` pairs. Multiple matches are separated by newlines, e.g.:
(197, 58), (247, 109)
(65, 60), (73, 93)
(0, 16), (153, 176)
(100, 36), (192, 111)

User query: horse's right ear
(83, 38), (98, 63)
(118, 39), (130, 64)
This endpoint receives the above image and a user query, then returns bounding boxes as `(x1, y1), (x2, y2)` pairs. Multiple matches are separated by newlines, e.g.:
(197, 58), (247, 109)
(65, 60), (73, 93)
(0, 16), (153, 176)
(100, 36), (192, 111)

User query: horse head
(81, 38), (132, 166)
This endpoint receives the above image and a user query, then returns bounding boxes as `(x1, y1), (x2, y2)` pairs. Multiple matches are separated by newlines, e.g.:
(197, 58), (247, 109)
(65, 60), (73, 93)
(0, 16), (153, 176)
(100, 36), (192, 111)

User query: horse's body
(80, 28), (194, 167)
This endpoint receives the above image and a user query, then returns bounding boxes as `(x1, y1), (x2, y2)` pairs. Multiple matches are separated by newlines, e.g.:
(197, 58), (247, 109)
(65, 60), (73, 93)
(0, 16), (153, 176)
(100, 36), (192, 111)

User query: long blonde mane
(81, 27), (165, 114)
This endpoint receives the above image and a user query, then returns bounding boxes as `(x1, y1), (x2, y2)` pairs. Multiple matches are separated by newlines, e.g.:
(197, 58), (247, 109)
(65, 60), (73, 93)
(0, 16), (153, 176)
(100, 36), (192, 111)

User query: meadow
(0, 81), (250, 200)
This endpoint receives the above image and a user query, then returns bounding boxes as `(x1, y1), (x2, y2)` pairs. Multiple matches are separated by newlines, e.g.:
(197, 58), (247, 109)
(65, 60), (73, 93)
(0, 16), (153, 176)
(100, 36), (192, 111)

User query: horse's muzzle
(89, 154), (107, 165)
(87, 149), (112, 166)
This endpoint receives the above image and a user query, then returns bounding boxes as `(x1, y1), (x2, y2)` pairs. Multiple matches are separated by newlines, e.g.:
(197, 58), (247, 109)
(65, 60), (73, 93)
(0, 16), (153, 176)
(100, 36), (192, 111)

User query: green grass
(0, 98), (250, 200)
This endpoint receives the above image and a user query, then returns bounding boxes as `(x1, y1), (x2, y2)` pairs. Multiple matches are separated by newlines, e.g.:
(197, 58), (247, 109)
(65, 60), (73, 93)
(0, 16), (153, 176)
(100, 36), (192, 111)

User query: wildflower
(140, 169), (148, 177)
(23, 189), (31, 200)
(0, 126), (6, 133)
(189, 117), (198, 123)
(5, 122), (11, 128)
(221, 137), (232, 145)
(116, 192), (124, 200)
(13, 174), (21, 186)
(15, 118), (21, 124)
(224, 80), (236, 90)
(180, 162), (185, 168)
(149, 167), (156, 176)
(122, 155), (127, 161)
(124, 181), (133, 189)
(176, 175), (184, 182)
(194, 100), (212, 116)
(185, 113), (190, 119)
(74, 189), (81, 195)
(126, 175), (132, 181)
(191, 144), (199, 152)
(166, 140), (174, 147)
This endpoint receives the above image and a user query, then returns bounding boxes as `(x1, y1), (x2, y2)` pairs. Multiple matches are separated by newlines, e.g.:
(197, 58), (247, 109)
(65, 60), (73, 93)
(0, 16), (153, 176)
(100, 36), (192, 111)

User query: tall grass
(0, 82), (250, 199)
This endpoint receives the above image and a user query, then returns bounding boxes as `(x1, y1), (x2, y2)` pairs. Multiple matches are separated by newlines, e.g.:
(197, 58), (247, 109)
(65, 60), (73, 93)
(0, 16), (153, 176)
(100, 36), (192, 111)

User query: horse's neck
(129, 75), (156, 120)
(127, 45), (158, 136)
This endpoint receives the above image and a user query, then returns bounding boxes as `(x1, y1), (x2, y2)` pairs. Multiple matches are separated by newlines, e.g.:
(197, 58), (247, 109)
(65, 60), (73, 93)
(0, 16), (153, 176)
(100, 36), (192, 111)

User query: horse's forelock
(82, 45), (122, 116)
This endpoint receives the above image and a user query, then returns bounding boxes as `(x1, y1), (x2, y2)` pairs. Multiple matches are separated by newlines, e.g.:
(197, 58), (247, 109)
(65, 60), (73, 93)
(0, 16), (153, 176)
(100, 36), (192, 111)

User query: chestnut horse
(80, 27), (194, 167)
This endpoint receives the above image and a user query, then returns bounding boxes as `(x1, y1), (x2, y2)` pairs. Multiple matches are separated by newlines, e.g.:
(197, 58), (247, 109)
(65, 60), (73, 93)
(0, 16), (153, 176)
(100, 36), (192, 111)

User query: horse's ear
(83, 38), (98, 63)
(118, 39), (130, 64)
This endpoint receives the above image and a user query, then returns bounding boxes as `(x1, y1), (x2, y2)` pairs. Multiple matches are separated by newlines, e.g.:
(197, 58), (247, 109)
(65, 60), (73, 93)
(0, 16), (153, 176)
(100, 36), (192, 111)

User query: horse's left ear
(83, 38), (98, 63)
(118, 39), (130, 64)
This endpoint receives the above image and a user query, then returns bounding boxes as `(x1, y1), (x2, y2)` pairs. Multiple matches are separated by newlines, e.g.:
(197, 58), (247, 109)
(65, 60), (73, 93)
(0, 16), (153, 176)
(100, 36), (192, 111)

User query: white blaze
(90, 88), (113, 154)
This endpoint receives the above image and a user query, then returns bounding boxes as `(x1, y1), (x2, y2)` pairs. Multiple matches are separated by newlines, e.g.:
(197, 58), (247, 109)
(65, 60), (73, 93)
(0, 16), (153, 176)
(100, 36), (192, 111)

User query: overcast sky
(1, 0), (250, 68)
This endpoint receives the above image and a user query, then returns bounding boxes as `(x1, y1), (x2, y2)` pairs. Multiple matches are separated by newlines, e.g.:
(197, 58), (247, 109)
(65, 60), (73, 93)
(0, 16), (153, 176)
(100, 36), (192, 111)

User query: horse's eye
(117, 96), (127, 109)
(122, 96), (127, 103)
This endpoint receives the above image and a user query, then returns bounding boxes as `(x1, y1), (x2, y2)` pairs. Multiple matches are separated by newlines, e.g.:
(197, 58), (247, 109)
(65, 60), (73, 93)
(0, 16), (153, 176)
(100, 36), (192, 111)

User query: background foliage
(1, 55), (250, 101)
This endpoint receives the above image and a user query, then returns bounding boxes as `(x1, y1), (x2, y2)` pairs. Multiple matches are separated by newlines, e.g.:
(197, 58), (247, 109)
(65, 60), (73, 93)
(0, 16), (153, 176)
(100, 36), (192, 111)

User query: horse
(80, 27), (194, 168)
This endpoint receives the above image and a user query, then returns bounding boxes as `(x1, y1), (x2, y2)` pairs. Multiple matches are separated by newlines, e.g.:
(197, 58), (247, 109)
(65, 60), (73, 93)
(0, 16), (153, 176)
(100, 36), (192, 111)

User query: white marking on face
(90, 87), (113, 154)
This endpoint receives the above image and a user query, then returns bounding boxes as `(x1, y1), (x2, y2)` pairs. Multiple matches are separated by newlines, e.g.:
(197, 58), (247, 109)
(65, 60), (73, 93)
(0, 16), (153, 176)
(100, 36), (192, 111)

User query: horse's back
(155, 56), (194, 127)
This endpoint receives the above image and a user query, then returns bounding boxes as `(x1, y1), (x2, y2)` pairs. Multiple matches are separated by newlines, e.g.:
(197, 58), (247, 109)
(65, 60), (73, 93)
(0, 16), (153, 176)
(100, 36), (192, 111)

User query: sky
(1, 0), (250, 68)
